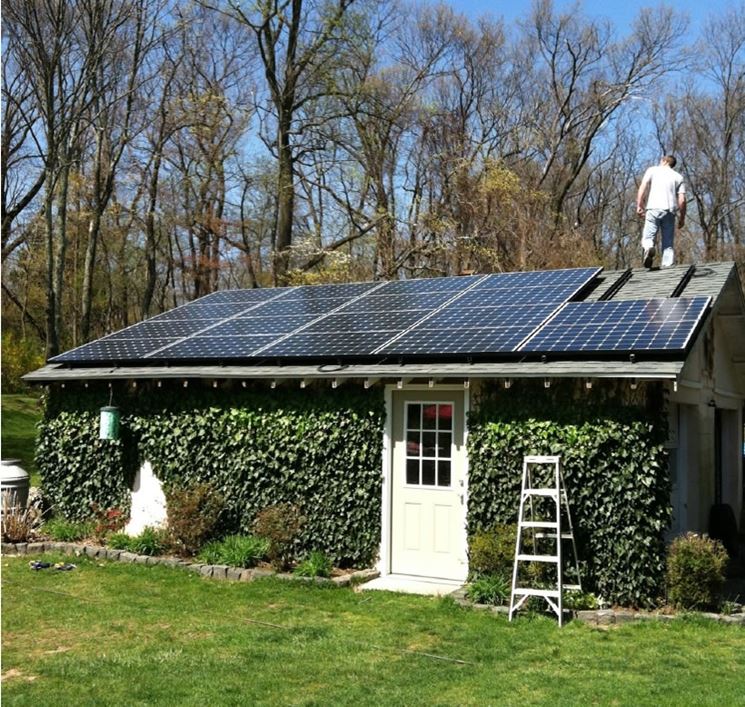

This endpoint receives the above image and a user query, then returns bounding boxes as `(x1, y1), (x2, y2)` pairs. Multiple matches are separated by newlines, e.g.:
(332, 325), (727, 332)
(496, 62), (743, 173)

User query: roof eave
(23, 360), (684, 384)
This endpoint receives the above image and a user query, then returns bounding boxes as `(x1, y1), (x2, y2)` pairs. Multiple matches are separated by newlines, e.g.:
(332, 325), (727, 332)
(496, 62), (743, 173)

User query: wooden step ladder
(508, 455), (581, 627)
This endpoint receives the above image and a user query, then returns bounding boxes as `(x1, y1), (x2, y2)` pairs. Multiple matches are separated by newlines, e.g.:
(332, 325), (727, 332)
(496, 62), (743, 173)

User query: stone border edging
(448, 587), (745, 625)
(1, 541), (380, 587)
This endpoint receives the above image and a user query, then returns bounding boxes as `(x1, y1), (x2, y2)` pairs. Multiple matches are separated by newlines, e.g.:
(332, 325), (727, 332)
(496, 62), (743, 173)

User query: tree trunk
(274, 115), (294, 285)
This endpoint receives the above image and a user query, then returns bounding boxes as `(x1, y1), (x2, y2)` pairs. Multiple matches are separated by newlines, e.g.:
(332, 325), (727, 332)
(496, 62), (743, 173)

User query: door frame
(378, 383), (470, 578)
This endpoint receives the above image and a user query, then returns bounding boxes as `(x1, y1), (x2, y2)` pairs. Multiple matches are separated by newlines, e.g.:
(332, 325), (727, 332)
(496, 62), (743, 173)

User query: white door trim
(377, 384), (470, 578)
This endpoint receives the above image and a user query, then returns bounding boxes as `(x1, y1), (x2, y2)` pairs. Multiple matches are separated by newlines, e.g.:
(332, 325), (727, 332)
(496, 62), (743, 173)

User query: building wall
(671, 312), (744, 534)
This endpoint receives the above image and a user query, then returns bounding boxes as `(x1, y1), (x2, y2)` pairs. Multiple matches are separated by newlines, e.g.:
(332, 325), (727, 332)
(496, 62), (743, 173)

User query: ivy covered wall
(467, 380), (671, 607)
(37, 383), (385, 567)
(37, 377), (672, 603)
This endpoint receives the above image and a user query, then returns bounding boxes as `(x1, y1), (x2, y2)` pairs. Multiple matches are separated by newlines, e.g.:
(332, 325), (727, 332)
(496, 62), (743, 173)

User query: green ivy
(467, 381), (671, 607)
(37, 383), (385, 567)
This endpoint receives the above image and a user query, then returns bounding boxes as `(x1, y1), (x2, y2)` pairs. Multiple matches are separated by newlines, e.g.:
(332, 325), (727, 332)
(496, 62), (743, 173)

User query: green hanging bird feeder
(99, 406), (120, 440)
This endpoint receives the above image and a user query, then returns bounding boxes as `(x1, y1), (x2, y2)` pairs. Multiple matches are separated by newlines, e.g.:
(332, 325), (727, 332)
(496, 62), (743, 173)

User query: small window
(404, 402), (454, 488)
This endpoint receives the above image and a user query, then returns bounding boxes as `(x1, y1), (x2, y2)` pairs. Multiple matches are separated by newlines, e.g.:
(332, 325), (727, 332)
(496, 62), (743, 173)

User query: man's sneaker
(643, 247), (655, 268)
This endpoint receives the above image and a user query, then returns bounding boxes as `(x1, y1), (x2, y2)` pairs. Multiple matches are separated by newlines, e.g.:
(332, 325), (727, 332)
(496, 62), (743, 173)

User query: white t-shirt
(643, 164), (685, 212)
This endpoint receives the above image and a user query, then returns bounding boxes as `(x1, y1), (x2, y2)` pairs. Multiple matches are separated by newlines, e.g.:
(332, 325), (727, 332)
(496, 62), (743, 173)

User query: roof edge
(24, 361), (683, 383)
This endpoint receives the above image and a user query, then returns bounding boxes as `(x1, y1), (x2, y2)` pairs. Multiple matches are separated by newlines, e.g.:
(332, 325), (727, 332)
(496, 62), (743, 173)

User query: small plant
(90, 504), (126, 543)
(1, 491), (42, 543)
(107, 532), (132, 550)
(198, 535), (269, 568)
(294, 550), (333, 578)
(165, 482), (225, 556)
(718, 598), (742, 616)
(465, 573), (511, 606)
(666, 533), (729, 610)
(128, 526), (168, 556)
(562, 590), (600, 611)
(468, 524), (516, 577)
(253, 503), (306, 570)
(43, 516), (95, 542)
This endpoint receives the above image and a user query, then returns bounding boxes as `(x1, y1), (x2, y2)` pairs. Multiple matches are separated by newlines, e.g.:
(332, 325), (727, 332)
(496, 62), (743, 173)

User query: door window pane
(437, 460), (451, 487)
(422, 460), (436, 486)
(422, 431), (437, 457)
(437, 433), (452, 458)
(407, 404), (421, 429)
(438, 404), (453, 429)
(406, 428), (421, 456)
(406, 459), (420, 485)
(422, 404), (438, 429)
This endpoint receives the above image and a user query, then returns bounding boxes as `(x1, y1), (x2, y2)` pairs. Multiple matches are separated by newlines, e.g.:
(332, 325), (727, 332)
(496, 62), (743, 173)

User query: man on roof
(636, 155), (687, 269)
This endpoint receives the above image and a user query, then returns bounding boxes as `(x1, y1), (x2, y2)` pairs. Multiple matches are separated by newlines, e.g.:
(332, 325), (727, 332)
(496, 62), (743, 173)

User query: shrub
(469, 524), (516, 577)
(198, 534), (269, 568)
(107, 532), (132, 550)
(666, 533), (728, 610)
(466, 573), (511, 605)
(43, 516), (95, 542)
(294, 550), (333, 578)
(165, 482), (224, 556)
(562, 590), (600, 610)
(253, 503), (306, 570)
(1, 332), (44, 393)
(1, 491), (42, 543)
(90, 504), (126, 544)
(128, 526), (168, 556)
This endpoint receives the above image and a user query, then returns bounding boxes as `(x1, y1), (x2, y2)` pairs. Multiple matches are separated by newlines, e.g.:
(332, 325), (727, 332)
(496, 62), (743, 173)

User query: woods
(2, 0), (744, 369)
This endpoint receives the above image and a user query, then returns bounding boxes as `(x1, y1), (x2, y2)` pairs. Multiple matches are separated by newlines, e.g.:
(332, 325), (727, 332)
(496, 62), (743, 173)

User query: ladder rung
(535, 532), (574, 539)
(512, 588), (560, 598)
(517, 554), (559, 563)
(520, 521), (558, 529)
(564, 584), (582, 591)
(522, 489), (558, 497)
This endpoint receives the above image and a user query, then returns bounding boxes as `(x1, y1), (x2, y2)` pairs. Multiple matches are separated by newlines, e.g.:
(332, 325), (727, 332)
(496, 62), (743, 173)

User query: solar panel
(156, 335), (278, 359)
(375, 267), (601, 356)
(50, 267), (614, 364)
(54, 338), (180, 362)
(520, 297), (711, 354)
(258, 331), (399, 357)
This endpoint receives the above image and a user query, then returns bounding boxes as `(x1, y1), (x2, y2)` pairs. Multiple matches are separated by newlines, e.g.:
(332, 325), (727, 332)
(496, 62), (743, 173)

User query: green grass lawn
(1, 394), (42, 487)
(2, 555), (744, 706)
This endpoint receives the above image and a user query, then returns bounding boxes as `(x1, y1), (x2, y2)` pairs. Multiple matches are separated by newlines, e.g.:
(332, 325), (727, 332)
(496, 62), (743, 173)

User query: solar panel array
(49, 266), (711, 364)
(521, 297), (711, 353)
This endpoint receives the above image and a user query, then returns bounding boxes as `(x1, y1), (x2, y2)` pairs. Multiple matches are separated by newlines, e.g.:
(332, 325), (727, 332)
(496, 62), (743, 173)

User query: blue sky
(441, 0), (735, 40)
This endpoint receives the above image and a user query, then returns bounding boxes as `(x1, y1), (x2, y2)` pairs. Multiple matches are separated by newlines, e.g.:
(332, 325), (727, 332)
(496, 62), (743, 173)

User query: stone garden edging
(448, 587), (745, 626)
(0, 541), (380, 587)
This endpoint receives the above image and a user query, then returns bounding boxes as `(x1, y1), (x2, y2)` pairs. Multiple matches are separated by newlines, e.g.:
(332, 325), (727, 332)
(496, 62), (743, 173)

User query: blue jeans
(641, 209), (675, 267)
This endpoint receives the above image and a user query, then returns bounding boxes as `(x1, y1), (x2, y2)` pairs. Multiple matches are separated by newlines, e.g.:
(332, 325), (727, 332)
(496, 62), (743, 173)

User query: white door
(390, 390), (468, 580)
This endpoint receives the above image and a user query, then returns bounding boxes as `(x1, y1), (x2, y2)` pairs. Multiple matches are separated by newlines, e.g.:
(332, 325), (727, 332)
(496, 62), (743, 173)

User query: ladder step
(520, 521), (558, 529)
(513, 588), (560, 598)
(517, 554), (559, 563)
(522, 489), (558, 497)
(535, 532), (574, 539)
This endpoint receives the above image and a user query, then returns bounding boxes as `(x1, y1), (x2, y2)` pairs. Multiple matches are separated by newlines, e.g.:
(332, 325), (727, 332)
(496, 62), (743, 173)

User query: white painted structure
(124, 461), (168, 535)
(666, 278), (745, 534)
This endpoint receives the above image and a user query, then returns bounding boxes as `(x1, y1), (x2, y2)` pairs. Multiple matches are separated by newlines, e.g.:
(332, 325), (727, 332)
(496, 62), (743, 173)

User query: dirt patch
(2, 668), (39, 683)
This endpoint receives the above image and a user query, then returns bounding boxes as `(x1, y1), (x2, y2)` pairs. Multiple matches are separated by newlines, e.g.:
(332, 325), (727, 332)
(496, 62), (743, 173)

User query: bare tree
(202, 0), (361, 285)
(654, 5), (745, 259)
(78, 0), (165, 340)
(5, 0), (134, 355)
(524, 1), (687, 232)
(1, 39), (46, 261)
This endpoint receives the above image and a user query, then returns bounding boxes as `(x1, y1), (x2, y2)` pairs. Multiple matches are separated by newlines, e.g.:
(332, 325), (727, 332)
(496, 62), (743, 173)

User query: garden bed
(448, 586), (745, 626)
(0, 541), (379, 587)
